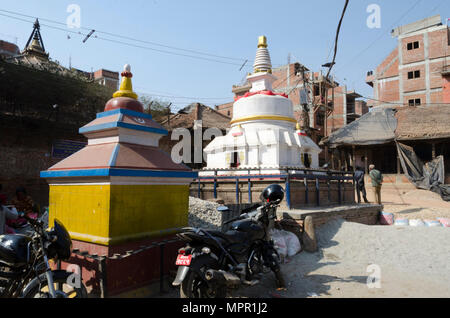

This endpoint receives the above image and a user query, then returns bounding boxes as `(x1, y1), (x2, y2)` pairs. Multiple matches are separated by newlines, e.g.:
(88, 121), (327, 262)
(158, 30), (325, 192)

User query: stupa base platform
(59, 236), (183, 296)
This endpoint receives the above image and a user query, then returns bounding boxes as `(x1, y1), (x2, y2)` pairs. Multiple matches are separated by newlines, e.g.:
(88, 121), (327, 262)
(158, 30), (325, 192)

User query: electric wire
(0, 8), (249, 62)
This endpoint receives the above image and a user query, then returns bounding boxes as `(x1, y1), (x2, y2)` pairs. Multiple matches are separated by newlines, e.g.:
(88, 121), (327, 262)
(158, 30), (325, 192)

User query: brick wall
(0, 115), (84, 208)
(428, 28), (449, 59)
(215, 102), (233, 117)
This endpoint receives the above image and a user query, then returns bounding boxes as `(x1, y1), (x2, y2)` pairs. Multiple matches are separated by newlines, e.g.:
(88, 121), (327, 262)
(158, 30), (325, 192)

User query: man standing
(369, 164), (383, 205)
(354, 166), (369, 203)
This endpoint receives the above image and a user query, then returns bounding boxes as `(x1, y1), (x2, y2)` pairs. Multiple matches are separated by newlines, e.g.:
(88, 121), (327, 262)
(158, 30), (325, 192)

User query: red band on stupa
(234, 90), (288, 101)
(121, 71), (133, 78)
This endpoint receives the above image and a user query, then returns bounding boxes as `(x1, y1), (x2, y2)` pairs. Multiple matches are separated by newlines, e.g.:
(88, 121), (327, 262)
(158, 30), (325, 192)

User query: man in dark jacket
(354, 166), (369, 203)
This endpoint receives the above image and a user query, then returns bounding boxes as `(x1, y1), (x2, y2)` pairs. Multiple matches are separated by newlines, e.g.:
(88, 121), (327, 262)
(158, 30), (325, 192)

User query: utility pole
(300, 65), (310, 134)
(166, 103), (172, 128)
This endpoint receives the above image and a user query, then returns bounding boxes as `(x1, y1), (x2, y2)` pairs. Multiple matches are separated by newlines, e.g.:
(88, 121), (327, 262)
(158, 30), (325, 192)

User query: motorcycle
(0, 213), (87, 298)
(172, 184), (286, 298)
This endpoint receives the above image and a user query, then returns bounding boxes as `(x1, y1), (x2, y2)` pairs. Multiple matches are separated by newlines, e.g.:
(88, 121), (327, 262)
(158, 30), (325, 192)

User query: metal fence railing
(194, 168), (355, 209)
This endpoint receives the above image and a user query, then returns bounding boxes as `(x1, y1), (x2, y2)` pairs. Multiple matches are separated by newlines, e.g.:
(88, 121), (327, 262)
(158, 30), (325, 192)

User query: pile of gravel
(188, 196), (223, 230)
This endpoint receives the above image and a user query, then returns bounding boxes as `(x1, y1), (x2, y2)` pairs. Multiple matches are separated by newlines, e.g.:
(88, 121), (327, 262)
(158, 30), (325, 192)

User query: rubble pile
(188, 196), (223, 230)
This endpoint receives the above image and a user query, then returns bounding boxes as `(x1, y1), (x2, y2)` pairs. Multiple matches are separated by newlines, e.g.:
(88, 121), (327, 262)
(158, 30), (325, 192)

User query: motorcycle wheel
(23, 275), (88, 298)
(180, 269), (226, 298)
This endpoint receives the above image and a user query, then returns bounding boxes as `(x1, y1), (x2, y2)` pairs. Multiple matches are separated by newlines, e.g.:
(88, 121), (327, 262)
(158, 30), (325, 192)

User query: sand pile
(227, 218), (450, 298)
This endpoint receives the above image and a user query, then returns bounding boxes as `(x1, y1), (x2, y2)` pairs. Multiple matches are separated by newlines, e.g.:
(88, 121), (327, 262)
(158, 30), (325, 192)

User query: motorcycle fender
(172, 266), (189, 286)
(20, 270), (72, 298)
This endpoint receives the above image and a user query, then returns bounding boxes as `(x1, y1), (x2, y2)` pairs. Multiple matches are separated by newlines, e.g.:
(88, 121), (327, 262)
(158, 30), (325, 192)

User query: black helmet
(261, 184), (284, 203)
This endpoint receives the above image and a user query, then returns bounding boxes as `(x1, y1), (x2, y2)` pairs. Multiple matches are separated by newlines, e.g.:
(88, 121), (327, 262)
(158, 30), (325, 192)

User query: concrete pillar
(302, 216), (317, 253)
(364, 149), (368, 174)
(352, 145), (356, 172)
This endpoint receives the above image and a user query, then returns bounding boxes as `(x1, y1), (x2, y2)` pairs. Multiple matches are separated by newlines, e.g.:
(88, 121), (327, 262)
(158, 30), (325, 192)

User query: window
(407, 41), (419, 50)
(407, 70), (420, 79)
(302, 153), (311, 168)
(408, 99), (421, 106)
(230, 152), (240, 168)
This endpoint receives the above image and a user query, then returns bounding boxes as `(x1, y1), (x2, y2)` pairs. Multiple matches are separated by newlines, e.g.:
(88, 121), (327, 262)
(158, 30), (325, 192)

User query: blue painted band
(79, 121), (168, 136)
(40, 168), (197, 179)
(96, 108), (153, 120)
(117, 122), (168, 135)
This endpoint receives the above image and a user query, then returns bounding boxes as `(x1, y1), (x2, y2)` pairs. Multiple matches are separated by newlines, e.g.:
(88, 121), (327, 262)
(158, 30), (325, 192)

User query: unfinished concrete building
(366, 15), (450, 107)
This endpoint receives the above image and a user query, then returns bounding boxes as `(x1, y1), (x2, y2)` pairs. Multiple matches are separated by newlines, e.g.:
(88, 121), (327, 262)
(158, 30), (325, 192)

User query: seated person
(8, 187), (37, 228)
(0, 204), (18, 235)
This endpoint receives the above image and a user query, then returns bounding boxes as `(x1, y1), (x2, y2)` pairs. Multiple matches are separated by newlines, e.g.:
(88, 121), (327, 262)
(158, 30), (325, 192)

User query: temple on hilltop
(6, 19), (119, 89)
(203, 36), (321, 174)
(7, 18), (66, 72)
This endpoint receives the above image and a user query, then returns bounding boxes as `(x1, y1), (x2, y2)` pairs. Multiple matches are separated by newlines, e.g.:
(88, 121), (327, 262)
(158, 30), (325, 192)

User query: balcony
(366, 70), (375, 87)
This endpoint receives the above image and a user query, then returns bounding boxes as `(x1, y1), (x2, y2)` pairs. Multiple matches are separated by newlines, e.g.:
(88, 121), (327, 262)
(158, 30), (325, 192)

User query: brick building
(0, 40), (20, 58)
(215, 62), (367, 164)
(92, 69), (119, 90)
(366, 15), (450, 107)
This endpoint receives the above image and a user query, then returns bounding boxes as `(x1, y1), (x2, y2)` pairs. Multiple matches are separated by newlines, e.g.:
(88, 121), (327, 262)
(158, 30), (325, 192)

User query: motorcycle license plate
(175, 254), (192, 266)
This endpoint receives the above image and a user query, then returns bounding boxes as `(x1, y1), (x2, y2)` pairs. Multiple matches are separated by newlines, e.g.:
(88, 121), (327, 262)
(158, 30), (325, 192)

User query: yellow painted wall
(109, 184), (189, 243)
(48, 184), (189, 246)
(49, 185), (111, 244)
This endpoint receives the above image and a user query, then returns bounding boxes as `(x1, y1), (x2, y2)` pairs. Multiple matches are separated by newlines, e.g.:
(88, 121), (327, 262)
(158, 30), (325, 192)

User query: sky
(0, 0), (449, 111)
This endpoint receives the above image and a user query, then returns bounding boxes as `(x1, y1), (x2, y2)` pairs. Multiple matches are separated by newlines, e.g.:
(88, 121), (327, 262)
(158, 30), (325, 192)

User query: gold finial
(257, 35), (267, 48)
(113, 64), (138, 99)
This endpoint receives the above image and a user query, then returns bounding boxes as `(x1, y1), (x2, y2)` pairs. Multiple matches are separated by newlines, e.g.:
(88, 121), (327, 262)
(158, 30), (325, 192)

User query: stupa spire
(253, 35), (272, 74)
(22, 18), (49, 60)
(24, 19), (46, 53)
(113, 64), (138, 99)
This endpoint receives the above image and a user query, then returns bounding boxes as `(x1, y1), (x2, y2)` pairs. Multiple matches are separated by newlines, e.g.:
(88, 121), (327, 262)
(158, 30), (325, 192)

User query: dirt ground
(366, 186), (450, 221)
(160, 187), (450, 298)
(162, 219), (450, 298)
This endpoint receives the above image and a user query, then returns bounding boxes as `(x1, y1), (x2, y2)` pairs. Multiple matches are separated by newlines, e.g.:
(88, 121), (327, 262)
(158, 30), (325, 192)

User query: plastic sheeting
(396, 142), (450, 201)
(321, 108), (397, 147)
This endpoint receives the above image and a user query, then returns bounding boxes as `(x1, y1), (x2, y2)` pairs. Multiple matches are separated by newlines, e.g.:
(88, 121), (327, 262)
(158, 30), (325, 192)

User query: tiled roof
(160, 103), (231, 130)
(395, 105), (450, 140)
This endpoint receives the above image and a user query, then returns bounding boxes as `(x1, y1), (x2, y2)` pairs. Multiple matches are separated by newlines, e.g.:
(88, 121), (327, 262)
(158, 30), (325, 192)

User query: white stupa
(203, 36), (321, 174)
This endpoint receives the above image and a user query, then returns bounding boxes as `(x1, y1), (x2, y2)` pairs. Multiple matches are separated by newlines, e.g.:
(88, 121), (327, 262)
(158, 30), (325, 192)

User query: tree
(139, 95), (172, 120)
